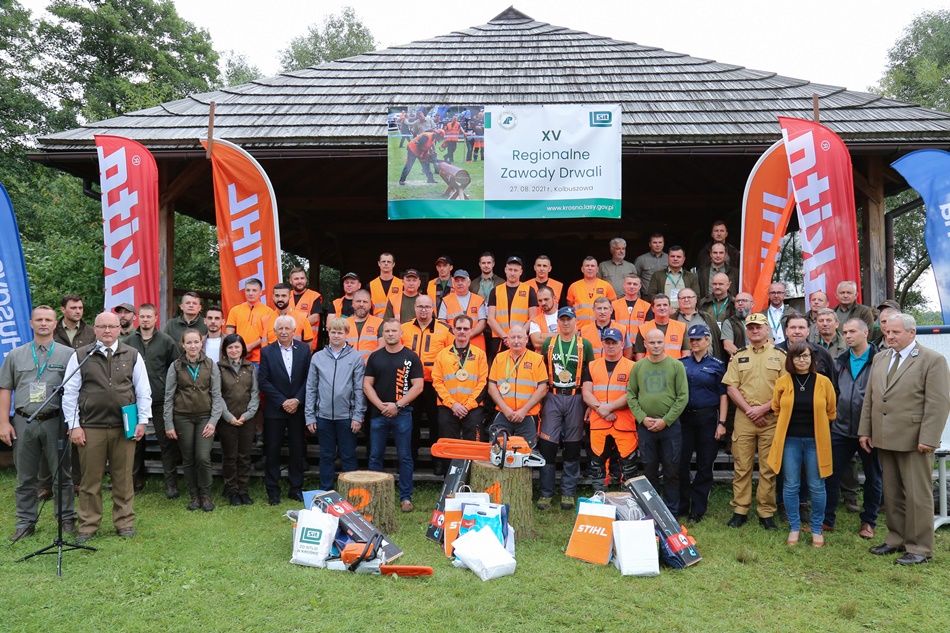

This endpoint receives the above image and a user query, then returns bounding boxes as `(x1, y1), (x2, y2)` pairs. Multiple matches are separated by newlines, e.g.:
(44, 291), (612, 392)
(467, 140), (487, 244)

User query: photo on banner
(387, 104), (621, 220)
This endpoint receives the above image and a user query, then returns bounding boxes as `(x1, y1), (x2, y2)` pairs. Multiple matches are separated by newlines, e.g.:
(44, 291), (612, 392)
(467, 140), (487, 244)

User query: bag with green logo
(291, 509), (339, 567)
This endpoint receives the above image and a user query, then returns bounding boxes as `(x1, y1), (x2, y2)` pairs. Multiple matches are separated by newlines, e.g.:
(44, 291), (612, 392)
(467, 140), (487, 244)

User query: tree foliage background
(278, 5), (376, 72)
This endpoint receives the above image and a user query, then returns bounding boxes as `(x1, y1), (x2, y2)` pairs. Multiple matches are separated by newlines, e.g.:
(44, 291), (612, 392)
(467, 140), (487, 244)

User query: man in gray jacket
(304, 317), (367, 490)
(826, 318), (883, 539)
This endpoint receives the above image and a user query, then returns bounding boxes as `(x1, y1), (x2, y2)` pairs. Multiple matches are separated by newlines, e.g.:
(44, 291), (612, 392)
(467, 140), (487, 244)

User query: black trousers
(264, 414), (306, 499)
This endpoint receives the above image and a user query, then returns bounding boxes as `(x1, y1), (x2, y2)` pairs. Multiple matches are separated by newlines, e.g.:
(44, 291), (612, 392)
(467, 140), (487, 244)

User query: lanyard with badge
(555, 336), (577, 384)
(498, 351), (526, 397)
(29, 342), (55, 403)
(666, 271), (683, 303)
(453, 346), (471, 381)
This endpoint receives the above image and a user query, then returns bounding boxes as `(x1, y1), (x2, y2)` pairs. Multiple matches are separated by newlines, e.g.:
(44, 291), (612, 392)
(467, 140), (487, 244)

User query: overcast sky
(18, 0), (949, 94)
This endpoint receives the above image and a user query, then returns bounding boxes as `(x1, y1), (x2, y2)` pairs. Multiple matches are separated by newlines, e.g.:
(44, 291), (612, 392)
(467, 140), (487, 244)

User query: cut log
(469, 460), (535, 539)
(335, 470), (397, 534)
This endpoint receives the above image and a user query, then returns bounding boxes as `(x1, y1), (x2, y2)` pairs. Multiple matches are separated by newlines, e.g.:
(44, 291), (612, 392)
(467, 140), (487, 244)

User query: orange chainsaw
(430, 430), (545, 468)
(327, 534), (434, 577)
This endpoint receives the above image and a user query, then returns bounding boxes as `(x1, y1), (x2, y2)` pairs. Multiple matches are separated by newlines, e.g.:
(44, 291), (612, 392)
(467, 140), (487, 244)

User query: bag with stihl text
(442, 490), (491, 557)
(565, 501), (616, 565)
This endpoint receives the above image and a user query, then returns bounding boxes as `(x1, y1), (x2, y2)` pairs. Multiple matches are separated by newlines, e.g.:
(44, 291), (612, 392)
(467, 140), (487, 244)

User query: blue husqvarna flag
(0, 182), (33, 365)
(892, 150), (950, 325)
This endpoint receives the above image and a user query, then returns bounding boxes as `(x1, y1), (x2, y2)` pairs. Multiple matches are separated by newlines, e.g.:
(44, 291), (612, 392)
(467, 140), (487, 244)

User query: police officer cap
(687, 324), (711, 339)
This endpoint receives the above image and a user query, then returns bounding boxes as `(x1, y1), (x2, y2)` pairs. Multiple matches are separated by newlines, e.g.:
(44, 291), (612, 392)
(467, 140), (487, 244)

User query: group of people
(2, 225), (948, 566)
(395, 106), (485, 185)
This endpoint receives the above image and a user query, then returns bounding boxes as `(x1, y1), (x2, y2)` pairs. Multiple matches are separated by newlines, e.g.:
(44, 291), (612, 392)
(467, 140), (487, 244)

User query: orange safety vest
(567, 279), (615, 327)
(579, 321), (628, 358)
(493, 283), (531, 335)
(369, 277), (403, 317)
(431, 345), (488, 409)
(638, 319), (687, 359)
(346, 315), (383, 363)
(426, 278), (454, 305)
(290, 288), (322, 350)
(331, 297), (345, 317)
(588, 357), (638, 433)
(612, 297), (650, 334)
(530, 312), (558, 347)
(440, 292), (486, 350)
(408, 132), (438, 158)
(545, 335), (585, 386)
(401, 319), (453, 381)
(526, 278), (563, 305)
(443, 121), (462, 142)
(490, 349), (546, 416)
(264, 310), (312, 346)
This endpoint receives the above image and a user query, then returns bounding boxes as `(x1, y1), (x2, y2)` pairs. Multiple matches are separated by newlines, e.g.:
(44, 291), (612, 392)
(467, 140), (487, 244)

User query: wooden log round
(335, 470), (397, 535)
(469, 460), (535, 539)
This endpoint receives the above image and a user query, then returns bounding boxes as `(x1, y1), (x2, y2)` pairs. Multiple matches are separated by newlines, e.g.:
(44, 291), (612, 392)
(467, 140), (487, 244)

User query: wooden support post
(335, 470), (397, 534)
(469, 460), (535, 539)
(864, 156), (887, 306)
(158, 167), (175, 324)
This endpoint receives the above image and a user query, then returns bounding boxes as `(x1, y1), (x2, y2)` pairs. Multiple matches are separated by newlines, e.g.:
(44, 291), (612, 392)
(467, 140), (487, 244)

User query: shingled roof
(35, 6), (950, 153)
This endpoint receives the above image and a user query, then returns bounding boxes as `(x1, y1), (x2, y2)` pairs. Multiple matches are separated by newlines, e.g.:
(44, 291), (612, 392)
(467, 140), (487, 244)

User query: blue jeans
(824, 433), (883, 528)
(781, 437), (826, 533)
(369, 411), (414, 501)
(638, 421), (682, 516)
(317, 417), (359, 491)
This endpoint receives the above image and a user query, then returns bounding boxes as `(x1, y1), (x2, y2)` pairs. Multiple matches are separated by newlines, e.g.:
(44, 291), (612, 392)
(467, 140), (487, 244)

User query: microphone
(86, 340), (105, 357)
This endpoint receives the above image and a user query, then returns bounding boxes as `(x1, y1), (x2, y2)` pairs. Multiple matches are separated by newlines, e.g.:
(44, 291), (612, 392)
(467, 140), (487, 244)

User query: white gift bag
(452, 526), (517, 581)
(290, 509), (339, 568)
(612, 519), (659, 577)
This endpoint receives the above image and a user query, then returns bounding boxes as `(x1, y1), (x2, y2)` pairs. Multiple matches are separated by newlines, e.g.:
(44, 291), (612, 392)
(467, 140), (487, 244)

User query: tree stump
(469, 460), (535, 539)
(335, 470), (397, 534)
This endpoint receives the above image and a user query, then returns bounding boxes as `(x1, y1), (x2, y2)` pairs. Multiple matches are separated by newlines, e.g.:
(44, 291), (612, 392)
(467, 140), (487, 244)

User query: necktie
(886, 351), (899, 386)
(106, 348), (113, 361)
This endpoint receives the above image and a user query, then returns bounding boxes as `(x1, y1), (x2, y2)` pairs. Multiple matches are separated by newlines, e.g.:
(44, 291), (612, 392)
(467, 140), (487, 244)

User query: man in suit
(258, 315), (312, 506)
(859, 313), (950, 565)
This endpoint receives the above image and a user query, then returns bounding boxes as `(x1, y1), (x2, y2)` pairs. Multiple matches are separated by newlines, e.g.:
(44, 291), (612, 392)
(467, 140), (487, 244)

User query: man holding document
(63, 312), (152, 544)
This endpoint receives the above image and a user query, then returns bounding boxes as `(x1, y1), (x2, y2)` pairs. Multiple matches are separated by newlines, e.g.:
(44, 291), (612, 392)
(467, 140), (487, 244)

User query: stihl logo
(577, 525), (608, 536)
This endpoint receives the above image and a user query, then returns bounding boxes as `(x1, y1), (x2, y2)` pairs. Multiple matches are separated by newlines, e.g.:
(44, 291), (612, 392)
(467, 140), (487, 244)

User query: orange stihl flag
(201, 138), (282, 314)
(779, 118), (861, 303)
(740, 140), (796, 310)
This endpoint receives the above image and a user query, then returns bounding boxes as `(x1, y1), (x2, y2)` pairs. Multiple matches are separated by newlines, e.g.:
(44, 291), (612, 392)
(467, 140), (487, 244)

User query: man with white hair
(859, 313), (950, 565)
(598, 237), (637, 297)
(833, 281), (874, 333)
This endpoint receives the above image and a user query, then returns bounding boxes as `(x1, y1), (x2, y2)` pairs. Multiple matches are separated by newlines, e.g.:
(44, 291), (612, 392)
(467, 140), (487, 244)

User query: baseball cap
(557, 307), (576, 319)
(506, 256), (523, 266)
(877, 299), (900, 312)
(601, 327), (624, 342)
(745, 313), (769, 327)
(342, 272), (360, 281)
(436, 256), (453, 265)
(403, 268), (420, 278)
(453, 269), (470, 279)
(114, 303), (135, 313)
(688, 324), (711, 339)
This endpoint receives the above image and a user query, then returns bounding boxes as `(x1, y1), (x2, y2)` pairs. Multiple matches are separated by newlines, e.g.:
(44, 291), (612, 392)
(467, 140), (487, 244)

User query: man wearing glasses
(62, 312), (151, 544)
(759, 283), (790, 346)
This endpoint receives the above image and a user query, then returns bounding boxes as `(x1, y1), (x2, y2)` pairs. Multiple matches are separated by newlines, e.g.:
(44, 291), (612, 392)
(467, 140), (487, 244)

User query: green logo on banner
(589, 111), (613, 127)
(300, 527), (324, 545)
(484, 112), (491, 128)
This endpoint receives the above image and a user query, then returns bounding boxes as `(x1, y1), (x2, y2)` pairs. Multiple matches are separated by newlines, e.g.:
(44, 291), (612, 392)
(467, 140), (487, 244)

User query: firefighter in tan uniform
(721, 313), (787, 530)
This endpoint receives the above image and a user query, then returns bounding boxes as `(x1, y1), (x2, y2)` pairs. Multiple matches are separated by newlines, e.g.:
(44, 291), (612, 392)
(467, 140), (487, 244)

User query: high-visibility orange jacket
(264, 310), (313, 346)
(345, 315), (383, 364)
(587, 357), (638, 433)
(638, 319), (687, 359)
(289, 288), (322, 350)
(441, 292), (486, 350)
(431, 345), (488, 410)
(566, 279), (617, 327)
(488, 349), (548, 415)
(492, 283), (532, 335)
(401, 319), (453, 381)
(443, 121), (462, 142)
(369, 277), (403, 318)
(526, 278), (563, 305)
(408, 132), (439, 159)
(579, 320), (629, 358)
(612, 297), (650, 334)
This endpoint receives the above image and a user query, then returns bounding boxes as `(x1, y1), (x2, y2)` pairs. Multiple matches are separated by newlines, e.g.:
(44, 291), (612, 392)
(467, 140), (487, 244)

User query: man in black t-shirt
(363, 318), (424, 512)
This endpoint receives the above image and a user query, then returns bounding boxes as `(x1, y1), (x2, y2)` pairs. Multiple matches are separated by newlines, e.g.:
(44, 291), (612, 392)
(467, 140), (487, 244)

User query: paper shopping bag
(290, 509), (339, 568)
(452, 526), (517, 581)
(443, 491), (491, 556)
(612, 520), (659, 576)
(565, 501), (616, 565)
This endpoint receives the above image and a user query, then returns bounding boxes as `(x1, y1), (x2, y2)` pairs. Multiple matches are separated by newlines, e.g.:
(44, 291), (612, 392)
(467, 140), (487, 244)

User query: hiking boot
(201, 496), (215, 512)
(560, 496), (576, 511)
(187, 497), (201, 511)
(230, 493), (243, 506)
(9, 526), (35, 541)
(240, 493), (254, 505)
(400, 499), (414, 513)
(536, 496), (552, 510)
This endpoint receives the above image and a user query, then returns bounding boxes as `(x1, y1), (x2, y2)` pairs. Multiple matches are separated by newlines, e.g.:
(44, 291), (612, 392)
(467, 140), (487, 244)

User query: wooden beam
(159, 161), (210, 208)
(864, 155), (887, 305)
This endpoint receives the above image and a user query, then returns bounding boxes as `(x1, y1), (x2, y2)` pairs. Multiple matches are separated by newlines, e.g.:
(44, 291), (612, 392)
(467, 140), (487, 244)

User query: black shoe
(268, 496), (280, 506)
(166, 485), (180, 500)
(727, 513), (748, 528)
(240, 493), (254, 506)
(187, 497), (201, 511)
(895, 553), (933, 565)
(201, 496), (215, 512)
(288, 491), (304, 502)
(869, 543), (903, 556)
(688, 515), (703, 524)
(759, 516), (778, 531)
(230, 493), (243, 506)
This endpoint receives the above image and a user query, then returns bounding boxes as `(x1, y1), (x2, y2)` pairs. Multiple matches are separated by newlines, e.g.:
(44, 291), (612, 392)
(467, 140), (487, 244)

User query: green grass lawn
(3, 467), (948, 633)
(387, 134), (485, 201)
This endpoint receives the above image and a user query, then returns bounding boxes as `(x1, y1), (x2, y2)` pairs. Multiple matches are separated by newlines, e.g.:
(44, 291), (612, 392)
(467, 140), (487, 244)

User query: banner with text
(0, 183), (33, 365)
(892, 149), (950, 324)
(95, 135), (160, 314)
(202, 138), (281, 315)
(740, 139), (796, 310)
(387, 104), (621, 220)
(779, 118), (861, 303)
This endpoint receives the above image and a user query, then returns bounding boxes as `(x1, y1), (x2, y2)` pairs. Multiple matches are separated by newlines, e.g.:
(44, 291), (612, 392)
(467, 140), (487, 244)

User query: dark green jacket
(122, 329), (180, 408)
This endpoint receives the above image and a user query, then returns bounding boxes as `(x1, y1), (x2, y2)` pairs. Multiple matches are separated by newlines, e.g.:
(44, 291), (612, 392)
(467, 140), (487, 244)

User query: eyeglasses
(417, 306), (433, 311)
(795, 354), (812, 360)
(94, 325), (120, 330)
(768, 291), (786, 295)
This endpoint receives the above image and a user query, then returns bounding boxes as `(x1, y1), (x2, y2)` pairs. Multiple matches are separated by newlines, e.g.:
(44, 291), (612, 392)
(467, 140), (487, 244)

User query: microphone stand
(17, 344), (102, 575)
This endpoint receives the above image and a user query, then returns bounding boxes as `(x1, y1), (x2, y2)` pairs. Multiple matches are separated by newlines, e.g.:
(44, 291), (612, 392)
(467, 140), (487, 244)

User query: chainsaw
(430, 429), (545, 468)
(326, 534), (433, 577)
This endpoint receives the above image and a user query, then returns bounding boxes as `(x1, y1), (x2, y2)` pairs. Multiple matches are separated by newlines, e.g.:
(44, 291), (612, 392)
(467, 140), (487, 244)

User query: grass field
(387, 134), (485, 201)
(3, 467), (948, 633)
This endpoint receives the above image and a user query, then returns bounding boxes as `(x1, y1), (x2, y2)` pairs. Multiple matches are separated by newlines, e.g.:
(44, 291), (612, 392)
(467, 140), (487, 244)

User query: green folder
(122, 404), (138, 439)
